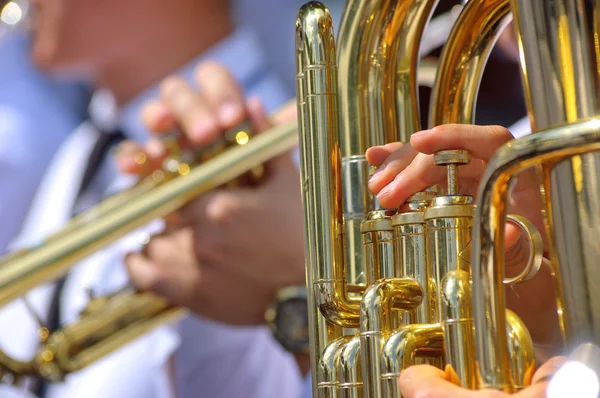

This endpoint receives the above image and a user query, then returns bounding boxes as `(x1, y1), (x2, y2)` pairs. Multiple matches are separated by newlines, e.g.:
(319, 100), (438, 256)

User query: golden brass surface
(298, 0), (597, 395)
(0, 116), (298, 381)
(469, 0), (600, 392)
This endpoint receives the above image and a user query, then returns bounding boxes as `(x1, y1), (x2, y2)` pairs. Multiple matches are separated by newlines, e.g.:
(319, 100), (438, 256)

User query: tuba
(297, 0), (600, 397)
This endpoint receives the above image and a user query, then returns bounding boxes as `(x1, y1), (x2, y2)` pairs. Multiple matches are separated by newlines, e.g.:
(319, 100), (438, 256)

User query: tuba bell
(297, 0), (600, 396)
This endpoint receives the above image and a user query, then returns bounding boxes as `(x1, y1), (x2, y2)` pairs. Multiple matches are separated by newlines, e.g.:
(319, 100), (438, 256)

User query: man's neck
(96, 6), (234, 106)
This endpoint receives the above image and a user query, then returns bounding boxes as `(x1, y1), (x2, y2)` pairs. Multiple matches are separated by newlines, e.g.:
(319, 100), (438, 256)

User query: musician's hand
(120, 61), (305, 325)
(116, 61), (267, 173)
(398, 357), (566, 398)
(366, 124), (562, 356)
(366, 124), (546, 264)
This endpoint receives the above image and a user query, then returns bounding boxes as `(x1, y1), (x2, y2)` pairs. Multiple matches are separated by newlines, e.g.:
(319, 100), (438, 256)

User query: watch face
(273, 297), (310, 353)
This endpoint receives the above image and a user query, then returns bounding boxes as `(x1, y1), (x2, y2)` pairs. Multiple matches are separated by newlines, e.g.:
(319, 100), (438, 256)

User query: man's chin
(30, 49), (93, 81)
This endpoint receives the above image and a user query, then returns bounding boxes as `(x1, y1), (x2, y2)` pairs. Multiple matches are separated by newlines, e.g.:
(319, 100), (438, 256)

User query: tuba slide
(297, 0), (600, 397)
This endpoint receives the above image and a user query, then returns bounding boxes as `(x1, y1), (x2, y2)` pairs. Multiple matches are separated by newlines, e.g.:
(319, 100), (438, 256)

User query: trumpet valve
(433, 150), (471, 195)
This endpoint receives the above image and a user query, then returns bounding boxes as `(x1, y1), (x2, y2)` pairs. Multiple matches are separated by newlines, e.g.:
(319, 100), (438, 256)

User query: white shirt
(0, 34), (90, 254)
(0, 28), (302, 398)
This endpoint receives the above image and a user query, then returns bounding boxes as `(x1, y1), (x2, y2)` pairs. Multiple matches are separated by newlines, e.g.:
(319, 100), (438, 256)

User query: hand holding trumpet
(115, 62), (306, 325)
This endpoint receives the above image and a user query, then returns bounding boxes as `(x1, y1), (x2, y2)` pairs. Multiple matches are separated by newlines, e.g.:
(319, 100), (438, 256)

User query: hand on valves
(367, 124), (562, 361)
(398, 356), (566, 398)
(114, 61), (306, 326)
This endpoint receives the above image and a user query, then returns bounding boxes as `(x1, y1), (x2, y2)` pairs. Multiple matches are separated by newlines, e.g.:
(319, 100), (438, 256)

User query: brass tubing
(296, 4), (359, 397)
(338, 335), (362, 398)
(510, 0), (600, 355)
(425, 196), (476, 388)
(296, 2), (361, 329)
(359, 278), (423, 398)
(380, 324), (444, 396)
(472, 120), (600, 391)
(0, 118), (298, 306)
(505, 310), (536, 390)
(429, 0), (511, 126)
(337, 0), (381, 287)
(34, 291), (184, 381)
(367, 0), (439, 141)
(392, 193), (437, 326)
(440, 269), (477, 388)
(361, 212), (395, 285)
(317, 336), (352, 398)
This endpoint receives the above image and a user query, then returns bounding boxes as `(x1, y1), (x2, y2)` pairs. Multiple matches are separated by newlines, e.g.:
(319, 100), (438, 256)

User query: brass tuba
(297, 0), (600, 396)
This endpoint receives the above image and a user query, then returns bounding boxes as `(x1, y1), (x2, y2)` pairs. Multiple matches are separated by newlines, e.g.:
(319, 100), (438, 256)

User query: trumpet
(0, 118), (298, 382)
(297, 0), (600, 397)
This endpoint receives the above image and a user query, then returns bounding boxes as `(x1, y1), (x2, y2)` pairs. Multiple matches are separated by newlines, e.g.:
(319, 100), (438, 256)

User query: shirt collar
(88, 27), (269, 143)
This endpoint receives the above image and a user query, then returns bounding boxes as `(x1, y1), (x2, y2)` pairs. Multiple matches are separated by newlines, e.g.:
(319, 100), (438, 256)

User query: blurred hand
(118, 61), (305, 325)
(366, 124), (547, 269)
(399, 357), (566, 398)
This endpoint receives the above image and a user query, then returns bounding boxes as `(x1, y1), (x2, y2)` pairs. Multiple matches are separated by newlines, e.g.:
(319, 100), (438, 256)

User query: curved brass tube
(380, 324), (444, 396)
(359, 278), (423, 397)
(472, 120), (600, 390)
(338, 336), (362, 398)
(505, 310), (536, 389)
(337, 0), (382, 288)
(429, 0), (511, 126)
(367, 0), (439, 140)
(34, 291), (183, 381)
(472, 0), (600, 391)
(440, 269), (477, 388)
(318, 336), (353, 397)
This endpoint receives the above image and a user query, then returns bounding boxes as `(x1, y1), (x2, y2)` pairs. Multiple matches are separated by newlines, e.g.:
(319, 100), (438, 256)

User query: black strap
(33, 129), (124, 397)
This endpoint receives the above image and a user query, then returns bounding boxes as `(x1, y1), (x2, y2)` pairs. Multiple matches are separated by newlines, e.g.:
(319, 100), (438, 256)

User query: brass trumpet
(0, 118), (298, 382)
(297, 0), (600, 396)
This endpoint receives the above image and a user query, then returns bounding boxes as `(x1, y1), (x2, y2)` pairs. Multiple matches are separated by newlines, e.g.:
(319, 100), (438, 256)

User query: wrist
(294, 353), (311, 376)
(265, 286), (310, 355)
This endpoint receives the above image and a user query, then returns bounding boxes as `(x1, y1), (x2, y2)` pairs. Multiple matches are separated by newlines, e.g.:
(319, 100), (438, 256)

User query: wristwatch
(265, 286), (310, 354)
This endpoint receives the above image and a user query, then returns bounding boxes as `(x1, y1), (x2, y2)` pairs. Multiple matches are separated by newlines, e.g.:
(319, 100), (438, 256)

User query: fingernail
(192, 118), (218, 142)
(378, 184), (391, 199)
(411, 129), (431, 137)
(369, 166), (385, 183)
(219, 102), (242, 125)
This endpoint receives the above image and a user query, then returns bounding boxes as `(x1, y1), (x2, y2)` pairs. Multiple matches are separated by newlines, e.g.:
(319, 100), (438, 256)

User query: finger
(411, 124), (513, 160)
(141, 100), (177, 134)
(180, 190), (242, 227)
(160, 75), (220, 145)
(124, 252), (164, 292)
(376, 154), (486, 208)
(194, 61), (246, 128)
(514, 382), (549, 398)
(368, 144), (419, 195)
(115, 141), (163, 175)
(272, 100), (297, 124)
(399, 365), (475, 398)
(246, 96), (272, 133)
(531, 356), (567, 385)
(366, 142), (405, 167)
